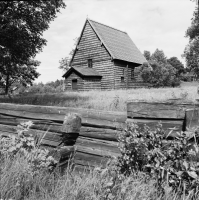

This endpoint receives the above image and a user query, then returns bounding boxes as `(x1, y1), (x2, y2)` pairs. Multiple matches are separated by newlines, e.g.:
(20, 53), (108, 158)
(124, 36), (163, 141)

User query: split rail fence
(0, 101), (199, 170)
(0, 103), (126, 169)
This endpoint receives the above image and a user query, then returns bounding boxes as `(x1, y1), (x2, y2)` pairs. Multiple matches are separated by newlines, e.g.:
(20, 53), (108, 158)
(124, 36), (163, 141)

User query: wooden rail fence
(127, 100), (199, 137)
(0, 103), (126, 169)
(1, 101), (199, 170)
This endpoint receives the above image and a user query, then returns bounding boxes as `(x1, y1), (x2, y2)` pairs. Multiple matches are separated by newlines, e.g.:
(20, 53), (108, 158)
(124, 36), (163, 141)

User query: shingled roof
(88, 19), (147, 64)
(62, 66), (102, 78)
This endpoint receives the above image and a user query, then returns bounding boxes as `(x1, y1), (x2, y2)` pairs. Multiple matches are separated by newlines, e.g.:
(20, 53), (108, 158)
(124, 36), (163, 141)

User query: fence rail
(0, 103), (126, 169)
(1, 101), (199, 169)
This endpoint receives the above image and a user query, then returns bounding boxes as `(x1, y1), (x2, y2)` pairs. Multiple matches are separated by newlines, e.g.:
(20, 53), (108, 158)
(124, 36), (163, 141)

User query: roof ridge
(88, 19), (127, 34)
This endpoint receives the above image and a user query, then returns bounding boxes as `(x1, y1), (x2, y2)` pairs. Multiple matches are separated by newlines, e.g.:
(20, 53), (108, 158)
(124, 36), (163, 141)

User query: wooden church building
(63, 19), (147, 91)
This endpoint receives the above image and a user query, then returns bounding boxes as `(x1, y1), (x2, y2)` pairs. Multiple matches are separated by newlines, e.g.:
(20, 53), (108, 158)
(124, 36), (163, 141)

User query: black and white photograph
(0, 0), (199, 199)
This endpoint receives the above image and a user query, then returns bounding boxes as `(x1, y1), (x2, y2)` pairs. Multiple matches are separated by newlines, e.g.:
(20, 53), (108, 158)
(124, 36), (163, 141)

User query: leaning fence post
(58, 113), (81, 171)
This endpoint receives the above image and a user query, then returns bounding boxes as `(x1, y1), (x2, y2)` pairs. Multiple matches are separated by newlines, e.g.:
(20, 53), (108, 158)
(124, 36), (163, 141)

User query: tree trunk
(5, 74), (9, 95)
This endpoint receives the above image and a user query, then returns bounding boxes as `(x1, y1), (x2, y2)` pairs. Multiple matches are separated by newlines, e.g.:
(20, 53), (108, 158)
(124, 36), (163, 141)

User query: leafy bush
(117, 122), (199, 196)
(0, 121), (57, 175)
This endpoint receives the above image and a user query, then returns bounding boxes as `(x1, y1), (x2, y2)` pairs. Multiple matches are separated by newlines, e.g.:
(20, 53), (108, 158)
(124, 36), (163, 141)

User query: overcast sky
(35, 0), (196, 83)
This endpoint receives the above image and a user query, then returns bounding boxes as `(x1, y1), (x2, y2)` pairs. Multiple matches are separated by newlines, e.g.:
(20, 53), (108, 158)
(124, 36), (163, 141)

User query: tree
(167, 57), (185, 76)
(0, 1), (66, 65)
(150, 49), (167, 64)
(0, 1), (65, 94)
(0, 60), (40, 94)
(140, 61), (179, 88)
(183, 1), (199, 75)
(59, 37), (79, 72)
(143, 50), (151, 61)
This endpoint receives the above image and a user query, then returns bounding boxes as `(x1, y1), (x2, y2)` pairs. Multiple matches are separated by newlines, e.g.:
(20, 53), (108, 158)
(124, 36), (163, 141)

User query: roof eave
(113, 58), (147, 66)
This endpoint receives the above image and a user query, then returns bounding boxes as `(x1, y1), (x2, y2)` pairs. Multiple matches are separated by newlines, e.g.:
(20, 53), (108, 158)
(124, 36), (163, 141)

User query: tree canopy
(0, 1), (66, 64)
(167, 57), (185, 75)
(141, 49), (182, 87)
(0, 59), (40, 94)
(0, 1), (66, 94)
(183, 1), (199, 75)
(150, 49), (167, 65)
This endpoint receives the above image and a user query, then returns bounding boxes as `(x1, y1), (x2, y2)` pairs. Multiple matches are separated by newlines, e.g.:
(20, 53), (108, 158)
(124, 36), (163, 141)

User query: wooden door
(72, 79), (78, 90)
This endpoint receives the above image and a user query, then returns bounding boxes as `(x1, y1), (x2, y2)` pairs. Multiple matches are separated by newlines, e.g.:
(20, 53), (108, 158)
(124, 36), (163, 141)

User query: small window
(122, 69), (125, 76)
(131, 68), (135, 79)
(121, 77), (124, 83)
(88, 59), (92, 68)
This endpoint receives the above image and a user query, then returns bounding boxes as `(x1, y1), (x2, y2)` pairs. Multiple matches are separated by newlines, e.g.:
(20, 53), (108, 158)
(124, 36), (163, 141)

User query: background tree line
(140, 49), (187, 87)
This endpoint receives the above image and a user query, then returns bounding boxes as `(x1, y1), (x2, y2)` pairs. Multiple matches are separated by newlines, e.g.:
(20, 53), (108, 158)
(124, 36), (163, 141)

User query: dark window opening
(88, 59), (93, 68)
(72, 79), (78, 90)
(121, 77), (124, 83)
(131, 68), (135, 80)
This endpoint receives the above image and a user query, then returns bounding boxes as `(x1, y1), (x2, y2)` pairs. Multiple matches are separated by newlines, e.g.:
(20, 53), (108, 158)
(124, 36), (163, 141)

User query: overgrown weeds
(2, 120), (199, 199)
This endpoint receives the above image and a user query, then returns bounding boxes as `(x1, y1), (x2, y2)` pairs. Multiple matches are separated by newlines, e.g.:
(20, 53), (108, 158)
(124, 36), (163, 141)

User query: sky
(35, 0), (196, 83)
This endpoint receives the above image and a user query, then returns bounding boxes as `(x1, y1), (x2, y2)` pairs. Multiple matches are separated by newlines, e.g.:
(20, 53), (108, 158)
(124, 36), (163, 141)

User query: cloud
(35, 0), (196, 83)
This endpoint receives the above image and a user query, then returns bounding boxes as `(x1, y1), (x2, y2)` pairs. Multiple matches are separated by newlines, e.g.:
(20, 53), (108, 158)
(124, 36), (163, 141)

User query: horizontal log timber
(0, 103), (126, 129)
(76, 145), (120, 157)
(75, 136), (120, 155)
(0, 123), (78, 147)
(0, 114), (121, 141)
(127, 101), (199, 119)
(80, 126), (119, 141)
(0, 103), (126, 122)
(74, 152), (109, 167)
(126, 118), (184, 138)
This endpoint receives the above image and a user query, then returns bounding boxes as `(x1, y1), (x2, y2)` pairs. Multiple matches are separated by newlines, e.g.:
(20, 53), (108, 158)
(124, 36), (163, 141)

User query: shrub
(117, 121), (199, 196)
(0, 121), (57, 175)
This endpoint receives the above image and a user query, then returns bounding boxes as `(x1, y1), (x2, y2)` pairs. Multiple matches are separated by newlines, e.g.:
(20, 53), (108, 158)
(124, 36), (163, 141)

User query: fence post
(58, 113), (81, 171)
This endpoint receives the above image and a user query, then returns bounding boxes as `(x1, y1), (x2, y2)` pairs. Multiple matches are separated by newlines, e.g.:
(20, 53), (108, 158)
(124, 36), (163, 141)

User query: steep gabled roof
(71, 19), (147, 65)
(62, 66), (102, 78)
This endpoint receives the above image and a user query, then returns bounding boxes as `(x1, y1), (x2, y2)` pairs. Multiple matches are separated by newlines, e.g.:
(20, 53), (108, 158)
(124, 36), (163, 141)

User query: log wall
(0, 103), (126, 169)
(113, 61), (149, 89)
(71, 21), (115, 90)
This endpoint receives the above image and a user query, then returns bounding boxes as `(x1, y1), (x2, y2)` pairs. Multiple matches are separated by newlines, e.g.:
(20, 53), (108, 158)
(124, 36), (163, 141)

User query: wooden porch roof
(62, 66), (102, 79)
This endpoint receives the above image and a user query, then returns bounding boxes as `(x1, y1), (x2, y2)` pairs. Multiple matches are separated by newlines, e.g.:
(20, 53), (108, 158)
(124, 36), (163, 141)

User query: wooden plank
(75, 136), (120, 155)
(127, 101), (196, 119)
(126, 118), (184, 138)
(80, 126), (119, 141)
(185, 108), (199, 130)
(0, 103), (126, 122)
(0, 124), (63, 143)
(76, 145), (120, 157)
(0, 103), (126, 129)
(74, 152), (108, 167)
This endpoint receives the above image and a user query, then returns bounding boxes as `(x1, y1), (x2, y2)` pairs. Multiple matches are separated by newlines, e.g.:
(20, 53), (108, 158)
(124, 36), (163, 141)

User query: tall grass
(0, 82), (198, 112)
(0, 155), (198, 200)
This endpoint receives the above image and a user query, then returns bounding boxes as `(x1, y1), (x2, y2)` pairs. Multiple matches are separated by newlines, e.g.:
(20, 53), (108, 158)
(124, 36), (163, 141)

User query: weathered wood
(62, 113), (81, 133)
(76, 145), (120, 157)
(185, 108), (199, 130)
(80, 126), (119, 141)
(75, 136), (119, 155)
(74, 152), (109, 167)
(126, 118), (184, 138)
(0, 114), (120, 141)
(127, 101), (197, 119)
(0, 103), (126, 129)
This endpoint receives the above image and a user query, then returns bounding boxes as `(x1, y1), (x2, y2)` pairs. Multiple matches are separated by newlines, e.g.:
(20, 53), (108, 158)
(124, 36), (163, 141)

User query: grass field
(1, 155), (197, 200)
(0, 81), (198, 112)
